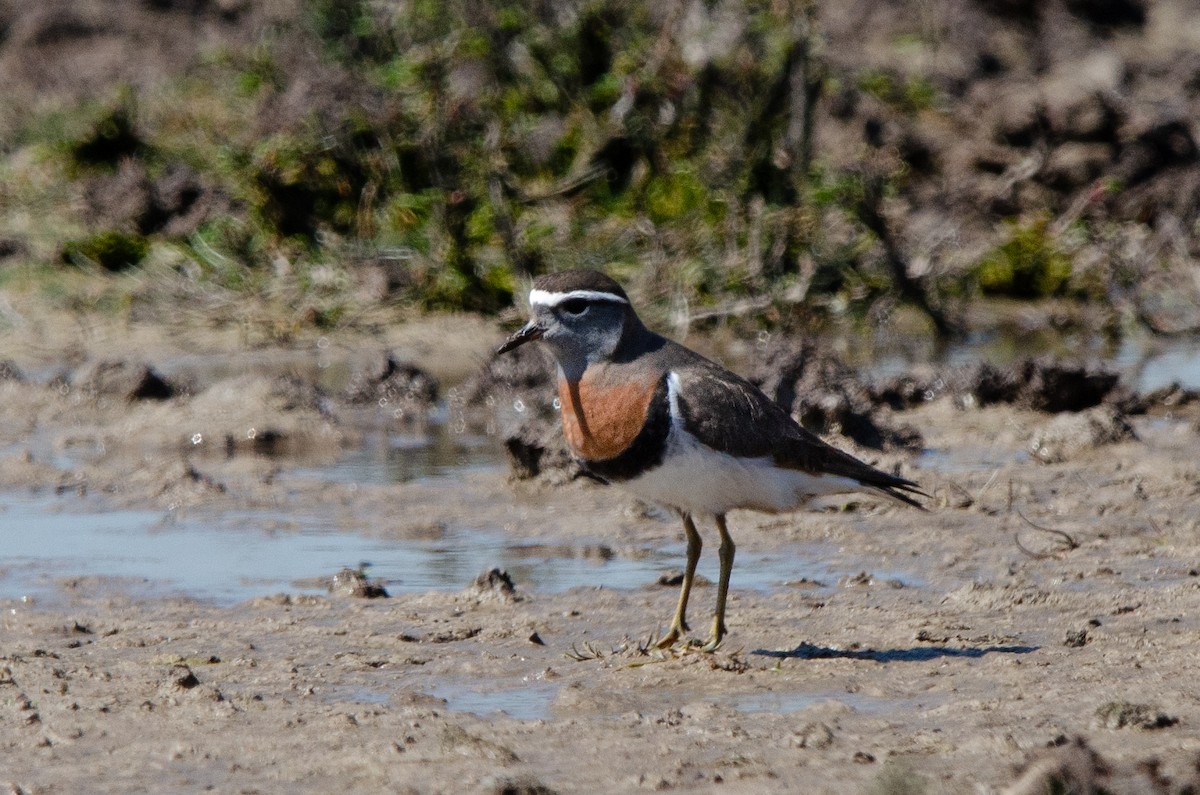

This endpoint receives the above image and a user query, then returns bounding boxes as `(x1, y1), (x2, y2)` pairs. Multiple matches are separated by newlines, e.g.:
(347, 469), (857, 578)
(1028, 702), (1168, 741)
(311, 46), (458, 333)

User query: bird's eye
(558, 298), (589, 316)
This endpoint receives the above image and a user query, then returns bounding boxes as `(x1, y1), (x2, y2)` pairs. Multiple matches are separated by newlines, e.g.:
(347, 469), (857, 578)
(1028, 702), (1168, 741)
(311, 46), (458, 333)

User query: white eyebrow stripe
(528, 288), (628, 307)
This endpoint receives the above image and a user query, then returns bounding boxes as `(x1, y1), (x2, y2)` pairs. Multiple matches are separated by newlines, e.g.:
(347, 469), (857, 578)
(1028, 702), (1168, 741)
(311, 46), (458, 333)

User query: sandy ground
(3, 316), (1200, 793)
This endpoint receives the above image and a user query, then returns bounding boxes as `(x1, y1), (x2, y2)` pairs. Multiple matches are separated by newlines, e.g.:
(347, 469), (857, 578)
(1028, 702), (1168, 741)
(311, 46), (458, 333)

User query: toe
(655, 628), (682, 649)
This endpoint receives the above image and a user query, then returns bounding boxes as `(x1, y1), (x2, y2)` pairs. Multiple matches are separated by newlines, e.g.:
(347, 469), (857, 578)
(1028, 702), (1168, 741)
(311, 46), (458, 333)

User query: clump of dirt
(792, 722), (835, 750)
(958, 357), (1120, 412)
(183, 373), (342, 457)
(865, 353), (1178, 423)
(502, 418), (580, 484)
(459, 345), (556, 416)
(1114, 381), (1200, 415)
(169, 664), (201, 691)
(1002, 736), (1111, 795)
(1003, 734), (1199, 795)
(1093, 702), (1178, 731)
(748, 338), (924, 451)
(122, 459), (228, 505)
(471, 568), (522, 603)
(482, 775), (558, 795)
(460, 346), (577, 482)
(0, 360), (25, 382)
(327, 567), (389, 599)
(71, 359), (175, 402)
(342, 353), (439, 408)
(1029, 405), (1136, 463)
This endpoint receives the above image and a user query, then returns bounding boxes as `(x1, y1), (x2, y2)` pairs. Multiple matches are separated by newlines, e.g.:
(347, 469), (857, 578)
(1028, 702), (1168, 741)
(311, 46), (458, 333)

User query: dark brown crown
(532, 269), (629, 301)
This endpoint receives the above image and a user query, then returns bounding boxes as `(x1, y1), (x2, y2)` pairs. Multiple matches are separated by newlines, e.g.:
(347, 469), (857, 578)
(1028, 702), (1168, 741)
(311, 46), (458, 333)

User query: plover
(498, 269), (925, 650)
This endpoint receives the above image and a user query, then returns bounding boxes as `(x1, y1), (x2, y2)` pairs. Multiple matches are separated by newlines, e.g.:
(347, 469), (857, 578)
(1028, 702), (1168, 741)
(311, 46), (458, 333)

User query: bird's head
(497, 270), (639, 378)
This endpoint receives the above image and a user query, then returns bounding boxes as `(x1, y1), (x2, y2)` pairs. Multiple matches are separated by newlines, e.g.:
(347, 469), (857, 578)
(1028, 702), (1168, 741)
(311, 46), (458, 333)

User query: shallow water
(0, 490), (892, 606)
(419, 683), (902, 722)
(419, 675), (944, 721)
(333, 669), (919, 722)
(0, 491), (622, 603)
(3, 331), (1198, 608)
(425, 680), (562, 721)
(289, 428), (503, 485)
(863, 328), (1200, 391)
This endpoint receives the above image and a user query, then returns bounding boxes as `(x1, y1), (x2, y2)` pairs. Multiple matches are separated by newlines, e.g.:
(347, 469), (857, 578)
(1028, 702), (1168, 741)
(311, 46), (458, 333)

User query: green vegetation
(62, 231), (150, 272)
(857, 69), (938, 115)
(65, 97), (146, 172)
(0, 0), (1101, 336)
(976, 217), (1074, 298)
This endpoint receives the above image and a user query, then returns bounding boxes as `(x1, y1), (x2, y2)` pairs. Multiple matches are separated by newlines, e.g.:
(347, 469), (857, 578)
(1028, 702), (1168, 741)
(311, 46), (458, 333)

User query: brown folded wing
(670, 350), (926, 508)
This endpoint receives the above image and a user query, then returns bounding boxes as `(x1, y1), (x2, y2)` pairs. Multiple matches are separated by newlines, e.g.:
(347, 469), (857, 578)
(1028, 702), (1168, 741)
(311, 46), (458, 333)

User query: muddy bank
(5, 391), (1200, 793)
(2, 318), (1200, 792)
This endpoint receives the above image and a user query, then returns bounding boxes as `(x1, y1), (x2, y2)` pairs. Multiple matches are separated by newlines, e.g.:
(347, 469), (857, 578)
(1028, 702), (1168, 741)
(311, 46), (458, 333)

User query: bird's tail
(867, 475), (929, 510)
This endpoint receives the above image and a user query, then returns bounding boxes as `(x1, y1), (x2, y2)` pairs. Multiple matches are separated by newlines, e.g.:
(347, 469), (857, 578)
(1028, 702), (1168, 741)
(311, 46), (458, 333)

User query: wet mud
(3, 323), (1200, 792)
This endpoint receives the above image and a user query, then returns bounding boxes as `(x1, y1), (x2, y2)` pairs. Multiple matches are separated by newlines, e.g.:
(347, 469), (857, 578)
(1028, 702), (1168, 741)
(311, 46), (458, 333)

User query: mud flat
(3, 320), (1200, 793)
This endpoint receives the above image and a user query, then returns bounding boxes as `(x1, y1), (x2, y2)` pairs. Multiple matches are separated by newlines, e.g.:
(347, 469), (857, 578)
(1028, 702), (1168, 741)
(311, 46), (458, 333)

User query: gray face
(496, 285), (633, 379)
(529, 293), (627, 379)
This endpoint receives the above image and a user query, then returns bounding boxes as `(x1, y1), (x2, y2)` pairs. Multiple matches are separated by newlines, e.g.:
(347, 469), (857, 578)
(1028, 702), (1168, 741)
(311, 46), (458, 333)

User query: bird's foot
(654, 624), (687, 650)
(653, 619), (728, 653)
(699, 620), (727, 653)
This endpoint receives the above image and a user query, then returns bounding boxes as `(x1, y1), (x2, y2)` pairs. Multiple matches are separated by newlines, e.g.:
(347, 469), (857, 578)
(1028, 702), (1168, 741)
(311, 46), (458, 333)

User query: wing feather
(669, 351), (927, 509)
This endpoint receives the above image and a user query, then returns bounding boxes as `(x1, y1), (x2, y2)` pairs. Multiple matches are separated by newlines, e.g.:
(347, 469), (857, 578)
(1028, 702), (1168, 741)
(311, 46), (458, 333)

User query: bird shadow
(752, 641), (1038, 663)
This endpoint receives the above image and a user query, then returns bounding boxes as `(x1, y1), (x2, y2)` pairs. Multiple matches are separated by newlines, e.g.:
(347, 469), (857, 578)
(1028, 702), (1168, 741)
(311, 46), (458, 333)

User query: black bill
(496, 320), (545, 354)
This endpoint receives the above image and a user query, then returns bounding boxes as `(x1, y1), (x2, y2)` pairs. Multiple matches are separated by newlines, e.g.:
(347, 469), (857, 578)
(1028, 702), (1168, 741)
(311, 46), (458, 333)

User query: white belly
(621, 424), (859, 517)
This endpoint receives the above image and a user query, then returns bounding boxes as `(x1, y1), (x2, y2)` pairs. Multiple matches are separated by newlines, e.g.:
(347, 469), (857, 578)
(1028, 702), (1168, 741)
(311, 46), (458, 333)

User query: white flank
(529, 288), (629, 308)
(666, 371), (685, 422)
(621, 371), (861, 517)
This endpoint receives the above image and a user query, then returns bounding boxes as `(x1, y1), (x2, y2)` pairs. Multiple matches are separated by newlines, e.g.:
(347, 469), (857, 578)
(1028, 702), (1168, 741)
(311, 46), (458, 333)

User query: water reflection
(0, 493), (910, 605)
(291, 428), (504, 485)
(425, 680), (560, 721)
(866, 329), (1200, 391)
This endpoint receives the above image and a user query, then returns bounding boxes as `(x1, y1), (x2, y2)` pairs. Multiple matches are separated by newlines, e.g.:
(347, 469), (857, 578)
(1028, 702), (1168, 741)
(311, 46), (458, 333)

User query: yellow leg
(656, 513), (701, 648)
(701, 514), (735, 652)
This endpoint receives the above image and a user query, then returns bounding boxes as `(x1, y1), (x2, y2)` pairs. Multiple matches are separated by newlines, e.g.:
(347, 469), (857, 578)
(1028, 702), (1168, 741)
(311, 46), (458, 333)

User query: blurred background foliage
(1, 0), (1198, 339)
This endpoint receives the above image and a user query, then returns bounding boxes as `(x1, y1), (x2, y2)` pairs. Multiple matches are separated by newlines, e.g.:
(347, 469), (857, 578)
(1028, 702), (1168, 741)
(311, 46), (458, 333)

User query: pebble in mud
(1063, 628), (1089, 648)
(481, 775), (557, 795)
(327, 567), (389, 599)
(1092, 702), (1178, 730)
(0, 359), (24, 382)
(471, 568), (522, 602)
(792, 722), (835, 749)
(169, 664), (200, 690)
(657, 570), (711, 587)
